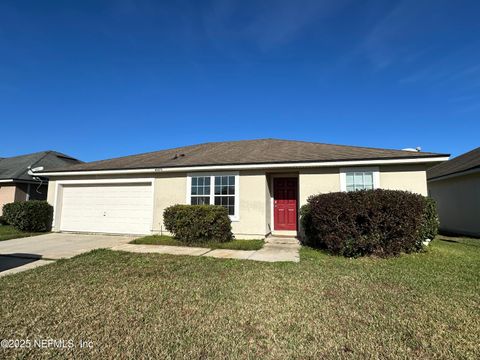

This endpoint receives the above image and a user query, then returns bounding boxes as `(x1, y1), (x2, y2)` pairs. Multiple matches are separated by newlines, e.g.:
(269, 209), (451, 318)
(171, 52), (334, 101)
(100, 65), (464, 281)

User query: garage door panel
(60, 183), (152, 234)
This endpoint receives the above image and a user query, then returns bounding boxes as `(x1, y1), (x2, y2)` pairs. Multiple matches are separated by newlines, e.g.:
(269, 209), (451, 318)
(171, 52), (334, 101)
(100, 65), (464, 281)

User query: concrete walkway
(112, 236), (300, 263)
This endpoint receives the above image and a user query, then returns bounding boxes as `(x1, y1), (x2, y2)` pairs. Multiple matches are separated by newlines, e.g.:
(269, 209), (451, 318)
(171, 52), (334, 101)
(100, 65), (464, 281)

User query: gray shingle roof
(45, 139), (448, 172)
(427, 147), (480, 180)
(0, 151), (82, 181)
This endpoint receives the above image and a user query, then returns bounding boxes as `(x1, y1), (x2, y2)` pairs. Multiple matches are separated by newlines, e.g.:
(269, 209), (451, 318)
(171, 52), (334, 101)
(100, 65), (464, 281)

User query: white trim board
(33, 156), (449, 177)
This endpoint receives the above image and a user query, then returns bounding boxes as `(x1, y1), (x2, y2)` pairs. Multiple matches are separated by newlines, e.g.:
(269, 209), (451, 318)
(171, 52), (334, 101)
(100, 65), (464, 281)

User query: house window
(188, 173), (239, 219)
(190, 176), (210, 205)
(340, 168), (379, 192)
(214, 175), (235, 216)
(346, 171), (374, 191)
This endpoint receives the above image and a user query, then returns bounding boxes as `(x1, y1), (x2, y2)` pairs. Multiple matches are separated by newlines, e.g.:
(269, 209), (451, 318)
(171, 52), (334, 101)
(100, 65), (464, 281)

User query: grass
(130, 234), (265, 250)
(1, 236), (479, 359)
(0, 225), (42, 241)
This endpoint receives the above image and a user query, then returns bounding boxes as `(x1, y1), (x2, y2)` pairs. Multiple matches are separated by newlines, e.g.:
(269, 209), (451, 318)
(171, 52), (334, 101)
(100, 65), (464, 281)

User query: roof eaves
(41, 153), (450, 173)
(428, 165), (480, 181)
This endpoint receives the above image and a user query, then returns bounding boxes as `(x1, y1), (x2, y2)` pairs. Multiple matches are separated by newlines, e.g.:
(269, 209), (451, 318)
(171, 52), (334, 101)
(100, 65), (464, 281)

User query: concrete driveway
(0, 233), (137, 277)
(0, 233), (136, 260)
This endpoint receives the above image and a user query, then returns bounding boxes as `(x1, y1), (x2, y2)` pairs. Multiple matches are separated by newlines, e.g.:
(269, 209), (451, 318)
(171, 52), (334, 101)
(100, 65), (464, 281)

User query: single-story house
(0, 151), (82, 215)
(33, 139), (449, 238)
(427, 146), (480, 237)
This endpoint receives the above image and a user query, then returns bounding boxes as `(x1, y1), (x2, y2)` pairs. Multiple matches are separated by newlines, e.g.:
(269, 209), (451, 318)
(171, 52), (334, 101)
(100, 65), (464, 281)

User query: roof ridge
(78, 138), (446, 165)
(264, 138), (446, 155)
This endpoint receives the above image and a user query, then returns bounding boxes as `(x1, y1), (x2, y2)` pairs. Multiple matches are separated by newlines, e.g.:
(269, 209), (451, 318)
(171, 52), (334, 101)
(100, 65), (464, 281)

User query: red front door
(273, 178), (298, 231)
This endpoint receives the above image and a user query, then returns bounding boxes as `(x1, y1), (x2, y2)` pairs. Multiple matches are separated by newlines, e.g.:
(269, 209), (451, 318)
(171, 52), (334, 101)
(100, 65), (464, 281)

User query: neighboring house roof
(43, 139), (448, 173)
(0, 151), (82, 182)
(427, 146), (480, 181)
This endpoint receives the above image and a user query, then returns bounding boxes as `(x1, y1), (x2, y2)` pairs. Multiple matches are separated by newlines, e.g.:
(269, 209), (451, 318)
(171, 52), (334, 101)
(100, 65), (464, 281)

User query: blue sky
(1, 0), (479, 161)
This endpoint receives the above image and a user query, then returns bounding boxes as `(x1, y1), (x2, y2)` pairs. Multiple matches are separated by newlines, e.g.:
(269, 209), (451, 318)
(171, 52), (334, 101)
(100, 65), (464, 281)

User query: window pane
(354, 172), (364, 186)
(228, 176), (235, 186)
(191, 186), (197, 195)
(215, 185), (221, 195)
(192, 196), (210, 205)
(204, 186), (210, 195)
(205, 177), (210, 186)
(228, 185), (235, 195)
(215, 176), (221, 186)
(346, 173), (354, 185)
(214, 196), (235, 216)
(346, 185), (354, 192)
(364, 172), (373, 186)
(222, 176), (227, 185)
(222, 186), (228, 195)
(192, 177), (197, 186)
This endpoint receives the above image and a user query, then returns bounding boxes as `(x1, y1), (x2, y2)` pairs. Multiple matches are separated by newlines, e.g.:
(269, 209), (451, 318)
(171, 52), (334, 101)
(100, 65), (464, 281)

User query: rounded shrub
(163, 204), (233, 243)
(301, 189), (439, 257)
(2, 201), (53, 232)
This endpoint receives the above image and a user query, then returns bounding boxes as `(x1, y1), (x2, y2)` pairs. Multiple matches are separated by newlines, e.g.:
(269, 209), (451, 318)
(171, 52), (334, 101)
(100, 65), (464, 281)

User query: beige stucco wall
(299, 168), (341, 206)
(47, 171), (269, 238)
(428, 172), (480, 237)
(152, 173), (187, 233)
(152, 170), (268, 238)
(46, 180), (56, 205)
(45, 164), (430, 237)
(380, 164), (428, 195)
(0, 185), (17, 215)
(299, 164), (429, 204)
(232, 170), (267, 238)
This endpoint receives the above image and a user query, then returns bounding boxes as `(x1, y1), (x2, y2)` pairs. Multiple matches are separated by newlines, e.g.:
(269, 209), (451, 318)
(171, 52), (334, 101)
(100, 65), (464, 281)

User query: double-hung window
(188, 173), (239, 220)
(190, 176), (211, 205)
(340, 168), (379, 192)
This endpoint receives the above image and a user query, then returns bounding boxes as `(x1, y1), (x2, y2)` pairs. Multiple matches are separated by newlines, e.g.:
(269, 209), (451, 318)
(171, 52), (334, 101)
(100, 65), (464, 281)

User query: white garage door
(60, 183), (153, 234)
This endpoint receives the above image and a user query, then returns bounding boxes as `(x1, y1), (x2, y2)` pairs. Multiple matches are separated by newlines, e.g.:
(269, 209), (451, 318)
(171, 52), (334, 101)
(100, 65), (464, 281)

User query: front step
(266, 236), (300, 245)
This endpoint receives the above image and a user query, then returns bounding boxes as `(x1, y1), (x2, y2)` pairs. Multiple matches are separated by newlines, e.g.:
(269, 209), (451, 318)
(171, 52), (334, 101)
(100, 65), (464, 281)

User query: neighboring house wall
(0, 185), (17, 215)
(46, 164), (431, 237)
(14, 183), (28, 202)
(428, 173), (480, 237)
(0, 183), (49, 215)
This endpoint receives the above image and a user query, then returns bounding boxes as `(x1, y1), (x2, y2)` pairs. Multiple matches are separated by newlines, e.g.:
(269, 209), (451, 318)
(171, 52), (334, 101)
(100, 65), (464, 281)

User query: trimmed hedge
(301, 189), (439, 257)
(163, 204), (233, 243)
(2, 201), (53, 232)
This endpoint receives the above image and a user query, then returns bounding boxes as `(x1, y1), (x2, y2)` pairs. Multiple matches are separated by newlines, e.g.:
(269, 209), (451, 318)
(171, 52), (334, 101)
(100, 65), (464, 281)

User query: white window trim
(186, 172), (240, 222)
(340, 167), (380, 192)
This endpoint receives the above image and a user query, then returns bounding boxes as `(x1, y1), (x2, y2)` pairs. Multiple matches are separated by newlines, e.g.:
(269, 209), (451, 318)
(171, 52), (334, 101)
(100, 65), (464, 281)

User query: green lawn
(0, 236), (479, 359)
(130, 234), (265, 250)
(0, 225), (41, 241)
